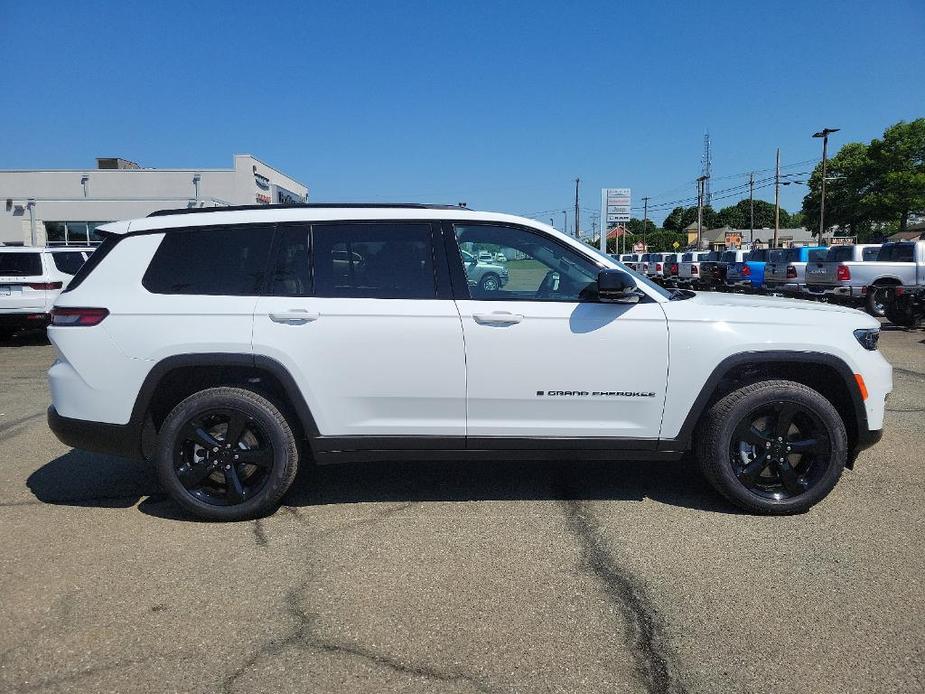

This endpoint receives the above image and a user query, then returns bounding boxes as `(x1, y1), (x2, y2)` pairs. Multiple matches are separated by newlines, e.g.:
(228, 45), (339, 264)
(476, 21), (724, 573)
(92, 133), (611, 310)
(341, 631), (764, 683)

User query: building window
(43, 222), (109, 246)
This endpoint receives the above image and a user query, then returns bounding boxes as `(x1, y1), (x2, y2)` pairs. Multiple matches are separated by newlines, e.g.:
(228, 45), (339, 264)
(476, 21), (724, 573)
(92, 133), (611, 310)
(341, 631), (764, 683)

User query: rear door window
(0, 253), (42, 276)
(51, 252), (87, 275)
(143, 225), (274, 295)
(311, 222), (437, 299)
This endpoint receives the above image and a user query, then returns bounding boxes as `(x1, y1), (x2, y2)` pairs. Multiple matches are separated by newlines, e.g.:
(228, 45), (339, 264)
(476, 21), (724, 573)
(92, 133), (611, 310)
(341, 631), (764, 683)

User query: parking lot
(0, 326), (922, 694)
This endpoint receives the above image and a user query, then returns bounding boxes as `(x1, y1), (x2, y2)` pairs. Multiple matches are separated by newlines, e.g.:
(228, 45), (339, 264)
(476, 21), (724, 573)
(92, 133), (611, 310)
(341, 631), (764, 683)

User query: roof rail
(147, 203), (470, 217)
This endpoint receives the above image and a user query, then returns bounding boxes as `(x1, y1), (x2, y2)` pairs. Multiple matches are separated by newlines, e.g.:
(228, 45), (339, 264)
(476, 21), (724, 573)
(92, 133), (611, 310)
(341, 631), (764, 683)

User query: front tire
(156, 387), (299, 521)
(478, 273), (500, 292)
(695, 380), (847, 515)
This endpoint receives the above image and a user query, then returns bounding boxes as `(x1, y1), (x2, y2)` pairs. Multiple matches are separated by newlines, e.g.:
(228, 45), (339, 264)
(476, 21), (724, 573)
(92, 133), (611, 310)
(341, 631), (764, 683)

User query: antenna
(702, 132), (712, 206)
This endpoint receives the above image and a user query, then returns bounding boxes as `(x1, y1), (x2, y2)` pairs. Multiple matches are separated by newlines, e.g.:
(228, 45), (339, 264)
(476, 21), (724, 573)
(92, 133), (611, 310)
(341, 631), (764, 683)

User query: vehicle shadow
(0, 330), (51, 348)
(27, 451), (741, 520)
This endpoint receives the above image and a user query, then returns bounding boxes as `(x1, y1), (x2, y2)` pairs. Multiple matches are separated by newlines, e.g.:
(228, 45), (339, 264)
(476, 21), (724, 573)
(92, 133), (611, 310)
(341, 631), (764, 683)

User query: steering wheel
(536, 271), (561, 299)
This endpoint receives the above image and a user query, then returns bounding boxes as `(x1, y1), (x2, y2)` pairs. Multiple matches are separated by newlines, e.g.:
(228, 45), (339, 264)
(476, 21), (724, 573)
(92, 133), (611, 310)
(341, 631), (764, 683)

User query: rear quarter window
(51, 252), (87, 275)
(877, 244), (915, 262)
(861, 247), (881, 261)
(142, 225), (274, 295)
(0, 252), (42, 276)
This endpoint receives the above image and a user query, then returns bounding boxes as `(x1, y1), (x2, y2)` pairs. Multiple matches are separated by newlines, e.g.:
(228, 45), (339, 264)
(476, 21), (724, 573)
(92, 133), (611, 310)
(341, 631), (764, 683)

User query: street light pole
(641, 196), (650, 251)
(574, 178), (580, 239)
(561, 210), (567, 236)
(749, 172), (755, 244)
(813, 128), (840, 239)
(773, 147), (781, 248)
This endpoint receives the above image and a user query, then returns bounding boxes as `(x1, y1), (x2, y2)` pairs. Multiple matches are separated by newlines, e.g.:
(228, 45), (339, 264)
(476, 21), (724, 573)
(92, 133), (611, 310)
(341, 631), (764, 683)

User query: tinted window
(268, 225), (311, 296)
(808, 249), (828, 262)
(63, 236), (117, 293)
(877, 244), (915, 262)
(0, 253), (42, 276)
(454, 224), (600, 302)
(721, 251), (738, 262)
(143, 225), (273, 295)
(861, 246), (881, 261)
(312, 222), (435, 299)
(703, 251), (721, 261)
(747, 249), (769, 262)
(51, 252), (87, 275)
(827, 246), (852, 262)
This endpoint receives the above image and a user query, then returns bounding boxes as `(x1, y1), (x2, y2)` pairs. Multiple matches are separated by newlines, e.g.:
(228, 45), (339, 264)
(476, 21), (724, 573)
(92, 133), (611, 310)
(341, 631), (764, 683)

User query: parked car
(803, 244), (881, 303)
(661, 252), (685, 287)
(47, 203), (890, 520)
(637, 252), (652, 275)
(702, 249), (747, 290)
(677, 251), (711, 288)
(0, 246), (94, 339)
(726, 248), (770, 292)
(462, 249), (509, 292)
(644, 253), (666, 280)
(764, 246), (829, 297)
(803, 241), (924, 316)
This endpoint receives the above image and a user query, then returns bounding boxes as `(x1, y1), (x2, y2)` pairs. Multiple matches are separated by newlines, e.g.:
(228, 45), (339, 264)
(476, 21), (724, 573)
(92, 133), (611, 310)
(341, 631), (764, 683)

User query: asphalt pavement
(0, 327), (922, 693)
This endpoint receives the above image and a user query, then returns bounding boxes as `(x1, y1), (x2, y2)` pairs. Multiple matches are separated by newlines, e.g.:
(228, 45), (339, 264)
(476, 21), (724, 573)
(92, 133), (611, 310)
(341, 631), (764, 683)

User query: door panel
(252, 222), (466, 438)
(449, 223), (669, 439)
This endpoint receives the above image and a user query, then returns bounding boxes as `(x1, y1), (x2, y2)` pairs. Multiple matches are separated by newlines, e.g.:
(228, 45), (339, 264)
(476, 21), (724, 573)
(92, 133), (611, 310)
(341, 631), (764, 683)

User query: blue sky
(3, 0), (923, 228)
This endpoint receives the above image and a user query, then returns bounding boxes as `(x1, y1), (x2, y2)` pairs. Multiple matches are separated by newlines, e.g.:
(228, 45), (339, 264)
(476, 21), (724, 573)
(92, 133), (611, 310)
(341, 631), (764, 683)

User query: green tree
(716, 199), (792, 230)
(626, 217), (657, 236)
(866, 119), (925, 232)
(662, 206), (685, 231)
(802, 141), (875, 237)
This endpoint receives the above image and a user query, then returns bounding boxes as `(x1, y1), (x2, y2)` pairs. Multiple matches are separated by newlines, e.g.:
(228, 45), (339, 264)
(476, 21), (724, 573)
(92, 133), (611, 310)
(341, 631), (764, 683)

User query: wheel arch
(871, 277), (902, 286)
(131, 353), (320, 458)
(663, 351), (867, 461)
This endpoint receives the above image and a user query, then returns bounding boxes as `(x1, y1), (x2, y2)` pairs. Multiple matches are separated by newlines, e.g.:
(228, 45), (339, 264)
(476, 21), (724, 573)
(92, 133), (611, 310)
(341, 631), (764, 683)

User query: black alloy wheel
(174, 408), (274, 506)
(729, 401), (830, 500)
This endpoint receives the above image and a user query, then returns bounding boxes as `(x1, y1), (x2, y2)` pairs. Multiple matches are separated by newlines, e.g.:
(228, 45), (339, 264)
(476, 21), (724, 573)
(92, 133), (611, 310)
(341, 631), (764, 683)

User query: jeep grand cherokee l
(47, 204), (891, 520)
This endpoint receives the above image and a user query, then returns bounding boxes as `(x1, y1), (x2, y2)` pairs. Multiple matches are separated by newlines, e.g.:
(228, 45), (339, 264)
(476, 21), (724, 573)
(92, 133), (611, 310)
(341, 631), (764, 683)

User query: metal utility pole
(696, 176), (708, 248)
(561, 210), (567, 236)
(641, 196), (650, 249)
(813, 128), (840, 239)
(701, 133), (712, 206)
(748, 172), (755, 244)
(574, 178), (580, 239)
(773, 148), (781, 248)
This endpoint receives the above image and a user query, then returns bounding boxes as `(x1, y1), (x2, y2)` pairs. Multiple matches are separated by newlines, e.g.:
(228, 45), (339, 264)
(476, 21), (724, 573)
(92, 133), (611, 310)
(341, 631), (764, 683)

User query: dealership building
(0, 154), (308, 246)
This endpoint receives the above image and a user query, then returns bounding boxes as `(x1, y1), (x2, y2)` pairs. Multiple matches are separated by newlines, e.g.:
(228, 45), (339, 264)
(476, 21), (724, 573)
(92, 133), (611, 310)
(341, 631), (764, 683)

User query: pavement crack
(560, 497), (686, 694)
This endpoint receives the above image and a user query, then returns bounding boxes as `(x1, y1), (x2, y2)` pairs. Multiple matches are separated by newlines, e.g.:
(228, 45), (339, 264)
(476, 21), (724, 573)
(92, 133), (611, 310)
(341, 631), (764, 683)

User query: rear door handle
(472, 311), (524, 325)
(268, 309), (320, 324)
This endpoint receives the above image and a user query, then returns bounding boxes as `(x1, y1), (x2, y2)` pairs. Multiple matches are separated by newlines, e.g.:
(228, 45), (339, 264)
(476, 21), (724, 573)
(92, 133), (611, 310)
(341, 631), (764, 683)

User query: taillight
(26, 282), (63, 290)
(836, 265), (851, 281)
(656, 263), (662, 272)
(670, 263), (678, 275)
(786, 265), (797, 279)
(50, 307), (109, 326)
(741, 265), (751, 276)
(692, 265), (699, 275)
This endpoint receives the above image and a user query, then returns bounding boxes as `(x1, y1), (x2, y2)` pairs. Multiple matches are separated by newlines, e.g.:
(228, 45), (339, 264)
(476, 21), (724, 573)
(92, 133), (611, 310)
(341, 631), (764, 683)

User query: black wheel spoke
(237, 447), (273, 468)
(184, 424), (221, 450)
(773, 403), (799, 438)
(774, 460), (807, 495)
(788, 438), (819, 453)
(735, 423), (769, 447)
(177, 462), (214, 489)
(737, 455), (769, 482)
(224, 464), (246, 503)
(224, 411), (248, 448)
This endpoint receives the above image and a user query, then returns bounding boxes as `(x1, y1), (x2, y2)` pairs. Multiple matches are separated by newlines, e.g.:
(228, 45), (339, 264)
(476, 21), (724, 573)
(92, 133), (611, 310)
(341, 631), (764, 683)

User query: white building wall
(0, 154), (308, 245)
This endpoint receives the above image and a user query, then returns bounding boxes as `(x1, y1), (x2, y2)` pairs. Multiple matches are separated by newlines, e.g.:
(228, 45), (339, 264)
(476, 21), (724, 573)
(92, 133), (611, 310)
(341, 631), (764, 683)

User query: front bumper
(47, 406), (142, 459)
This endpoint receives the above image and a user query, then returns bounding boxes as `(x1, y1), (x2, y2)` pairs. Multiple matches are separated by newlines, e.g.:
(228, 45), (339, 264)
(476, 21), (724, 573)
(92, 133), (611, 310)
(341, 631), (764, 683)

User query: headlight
(853, 328), (880, 351)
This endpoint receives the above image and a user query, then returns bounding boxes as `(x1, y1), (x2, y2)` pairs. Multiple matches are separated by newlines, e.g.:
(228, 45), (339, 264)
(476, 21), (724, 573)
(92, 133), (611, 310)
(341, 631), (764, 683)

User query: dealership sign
(272, 184), (306, 205)
(602, 188), (631, 224)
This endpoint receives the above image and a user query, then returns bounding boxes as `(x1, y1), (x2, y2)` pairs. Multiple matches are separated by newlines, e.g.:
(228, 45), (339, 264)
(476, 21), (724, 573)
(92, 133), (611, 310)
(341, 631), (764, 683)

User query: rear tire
(695, 380), (847, 515)
(156, 387), (299, 521)
(865, 286), (889, 317)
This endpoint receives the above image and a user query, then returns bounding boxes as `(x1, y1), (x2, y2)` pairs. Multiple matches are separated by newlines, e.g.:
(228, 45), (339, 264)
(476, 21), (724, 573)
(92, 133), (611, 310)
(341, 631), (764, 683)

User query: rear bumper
(803, 285), (863, 300)
(0, 312), (49, 329)
(47, 406), (141, 459)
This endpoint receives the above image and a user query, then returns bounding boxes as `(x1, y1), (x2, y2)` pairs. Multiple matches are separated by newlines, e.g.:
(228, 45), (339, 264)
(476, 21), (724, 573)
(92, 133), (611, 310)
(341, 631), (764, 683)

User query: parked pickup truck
(700, 249), (746, 291)
(677, 251), (712, 288)
(644, 253), (666, 280)
(764, 246), (829, 296)
(726, 248), (770, 292)
(803, 244), (881, 303)
(804, 241), (923, 316)
(661, 252), (685, 287)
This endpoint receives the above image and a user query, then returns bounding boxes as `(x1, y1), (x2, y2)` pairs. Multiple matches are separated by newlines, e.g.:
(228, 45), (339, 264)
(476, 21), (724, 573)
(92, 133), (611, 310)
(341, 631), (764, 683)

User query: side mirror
(597, 269), (640, 304)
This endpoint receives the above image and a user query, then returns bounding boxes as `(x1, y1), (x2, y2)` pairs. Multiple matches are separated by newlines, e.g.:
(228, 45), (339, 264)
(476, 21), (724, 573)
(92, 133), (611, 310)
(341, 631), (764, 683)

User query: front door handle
(472, 311), (524, 325)
(268, 309), (320, 324)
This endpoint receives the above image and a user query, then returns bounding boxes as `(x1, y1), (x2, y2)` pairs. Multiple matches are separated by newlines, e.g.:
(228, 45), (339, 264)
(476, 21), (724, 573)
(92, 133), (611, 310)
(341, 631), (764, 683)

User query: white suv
(0, 246), (94, 339)
(47, 204), (891, 520)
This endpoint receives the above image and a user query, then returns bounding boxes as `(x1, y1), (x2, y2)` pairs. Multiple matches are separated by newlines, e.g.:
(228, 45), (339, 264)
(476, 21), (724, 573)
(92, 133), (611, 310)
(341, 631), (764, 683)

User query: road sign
(672, 241), (680, 249)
